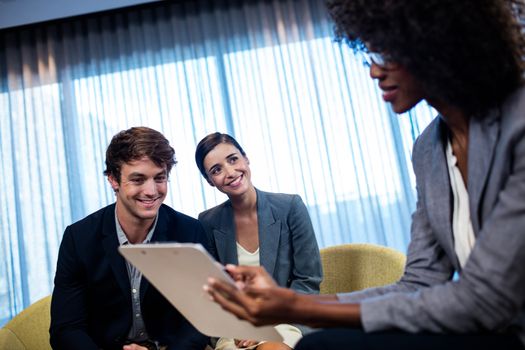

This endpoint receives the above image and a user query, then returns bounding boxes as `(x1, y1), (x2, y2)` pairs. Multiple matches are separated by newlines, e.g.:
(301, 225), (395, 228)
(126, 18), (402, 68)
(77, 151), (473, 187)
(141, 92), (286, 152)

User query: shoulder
(198, 200), (230, 223)
(67, 204), (113, 235)
(501, 84), (525, 111)
(259, 189), (295, 203)
(160, 204), (200, 228)
(499, 85), (525, 134)
(257, 189), (304, 213)
(410, 116), (444, 174)
(59, 204), (115, 255)
(412, 116), (441, 155)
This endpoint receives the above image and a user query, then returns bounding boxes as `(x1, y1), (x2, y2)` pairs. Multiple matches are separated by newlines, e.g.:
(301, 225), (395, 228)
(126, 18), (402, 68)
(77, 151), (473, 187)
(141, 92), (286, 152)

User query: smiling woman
(203, 143), (253, 199)
(0, 0), (435, 329)
(203, 0), (525, 349)
(195, 132), (323, 350)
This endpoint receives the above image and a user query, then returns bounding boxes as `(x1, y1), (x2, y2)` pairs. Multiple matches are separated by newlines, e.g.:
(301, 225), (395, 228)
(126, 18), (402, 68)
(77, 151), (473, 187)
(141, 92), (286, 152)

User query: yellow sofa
(0, 244), (404, 349)
(320, 243), (406, 294)
(0, 295), (52, 350)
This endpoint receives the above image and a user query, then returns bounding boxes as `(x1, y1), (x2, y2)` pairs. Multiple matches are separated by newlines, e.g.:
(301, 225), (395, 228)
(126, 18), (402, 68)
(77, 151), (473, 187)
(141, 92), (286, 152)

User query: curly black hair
(326, 0), (525, 116)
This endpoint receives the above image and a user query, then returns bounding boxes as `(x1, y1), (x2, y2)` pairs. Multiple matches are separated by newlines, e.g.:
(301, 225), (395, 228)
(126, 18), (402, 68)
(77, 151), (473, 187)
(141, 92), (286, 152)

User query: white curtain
(0, 0), (435, 324)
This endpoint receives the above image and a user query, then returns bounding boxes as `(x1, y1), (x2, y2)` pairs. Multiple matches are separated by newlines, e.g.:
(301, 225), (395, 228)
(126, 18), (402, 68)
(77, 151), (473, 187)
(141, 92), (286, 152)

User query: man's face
(108, 156), (168, 226)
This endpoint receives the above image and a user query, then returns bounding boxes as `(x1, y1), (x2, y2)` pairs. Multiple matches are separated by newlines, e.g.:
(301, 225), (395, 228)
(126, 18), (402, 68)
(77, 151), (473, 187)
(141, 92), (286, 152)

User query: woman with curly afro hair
(204, 0), (525, 348)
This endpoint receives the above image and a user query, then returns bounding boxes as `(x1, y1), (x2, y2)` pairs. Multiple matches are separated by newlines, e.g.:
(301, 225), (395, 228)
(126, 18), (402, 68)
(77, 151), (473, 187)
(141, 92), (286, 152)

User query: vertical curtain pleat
(0, 0), (435, 325)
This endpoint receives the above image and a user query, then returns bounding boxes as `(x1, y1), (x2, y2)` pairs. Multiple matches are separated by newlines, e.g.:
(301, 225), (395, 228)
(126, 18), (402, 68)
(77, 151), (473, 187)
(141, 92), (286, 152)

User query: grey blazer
(339, 86), (525, 343)
(198, 189), (322, 294)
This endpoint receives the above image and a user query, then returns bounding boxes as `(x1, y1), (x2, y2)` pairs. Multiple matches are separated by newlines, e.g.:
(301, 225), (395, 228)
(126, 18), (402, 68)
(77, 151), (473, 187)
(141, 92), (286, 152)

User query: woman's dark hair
(104, 126), (176, 182)
(195, 132), (247, 181)
(326, 0), (525, 116)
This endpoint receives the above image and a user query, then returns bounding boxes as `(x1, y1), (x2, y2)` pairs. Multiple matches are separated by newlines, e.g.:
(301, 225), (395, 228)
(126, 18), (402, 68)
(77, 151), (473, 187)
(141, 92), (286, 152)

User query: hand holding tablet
(119, 243), (283, 342)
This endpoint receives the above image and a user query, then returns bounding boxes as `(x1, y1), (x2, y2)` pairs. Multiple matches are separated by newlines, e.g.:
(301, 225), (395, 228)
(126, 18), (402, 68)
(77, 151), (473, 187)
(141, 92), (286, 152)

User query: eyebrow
(127, 170), (167, 178)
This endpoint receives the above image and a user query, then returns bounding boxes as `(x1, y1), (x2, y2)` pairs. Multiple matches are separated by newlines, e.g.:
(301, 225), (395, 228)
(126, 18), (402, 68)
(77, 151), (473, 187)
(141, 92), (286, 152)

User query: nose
(224, 164), (236, 178)
(369, 62), (386, 80)
(142, 179), (158, 196)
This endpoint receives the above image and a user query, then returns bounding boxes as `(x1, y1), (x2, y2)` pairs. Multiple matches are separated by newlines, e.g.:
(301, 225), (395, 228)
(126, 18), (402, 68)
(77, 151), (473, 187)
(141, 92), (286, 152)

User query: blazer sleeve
(287, 195), (323, 294)
(351, 132), (525, 333)
(159, 317), (209, 350)
(50, 226), (99, 350)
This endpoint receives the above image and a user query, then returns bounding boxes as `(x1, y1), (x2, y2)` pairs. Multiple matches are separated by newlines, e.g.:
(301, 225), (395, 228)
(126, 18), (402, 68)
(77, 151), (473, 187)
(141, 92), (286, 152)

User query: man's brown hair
(104, 126), (176, 183)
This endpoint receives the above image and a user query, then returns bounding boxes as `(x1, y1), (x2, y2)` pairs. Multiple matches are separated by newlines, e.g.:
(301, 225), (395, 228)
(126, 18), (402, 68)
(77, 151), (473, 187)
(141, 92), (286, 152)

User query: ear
(108, 175), (120, 192)
(245, 156), (250, 165)
(206, 177), (215, 187)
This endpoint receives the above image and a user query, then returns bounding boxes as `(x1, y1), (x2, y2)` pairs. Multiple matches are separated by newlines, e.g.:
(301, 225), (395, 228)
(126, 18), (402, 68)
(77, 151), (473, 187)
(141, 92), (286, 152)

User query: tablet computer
(119, 243), (283, 342)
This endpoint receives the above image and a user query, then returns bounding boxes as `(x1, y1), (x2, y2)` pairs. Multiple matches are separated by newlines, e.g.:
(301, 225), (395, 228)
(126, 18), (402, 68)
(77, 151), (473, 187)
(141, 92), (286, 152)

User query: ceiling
(0, 0), (161, 30)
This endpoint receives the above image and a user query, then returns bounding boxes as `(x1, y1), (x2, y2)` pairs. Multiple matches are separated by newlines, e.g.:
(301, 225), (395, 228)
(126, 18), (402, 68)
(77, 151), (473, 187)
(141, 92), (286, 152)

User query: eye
(155, 175), (167, 183)
(130, 178), (145, 185)
(228, 156), (238, 164)
(209, 167), (221, 176)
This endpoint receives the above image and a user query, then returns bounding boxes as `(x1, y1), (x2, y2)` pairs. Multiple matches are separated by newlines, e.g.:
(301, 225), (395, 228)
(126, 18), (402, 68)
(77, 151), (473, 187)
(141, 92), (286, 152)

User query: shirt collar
(114, 207), (159, 246)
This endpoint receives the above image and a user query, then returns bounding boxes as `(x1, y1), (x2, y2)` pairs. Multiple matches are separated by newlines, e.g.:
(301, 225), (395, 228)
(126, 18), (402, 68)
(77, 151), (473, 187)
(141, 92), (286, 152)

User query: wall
(0, 0), (160, 29)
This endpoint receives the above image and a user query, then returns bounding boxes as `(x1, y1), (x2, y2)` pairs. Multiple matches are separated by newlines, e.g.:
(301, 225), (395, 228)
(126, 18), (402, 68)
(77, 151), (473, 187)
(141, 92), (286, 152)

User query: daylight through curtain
(0, 0), (435, 324)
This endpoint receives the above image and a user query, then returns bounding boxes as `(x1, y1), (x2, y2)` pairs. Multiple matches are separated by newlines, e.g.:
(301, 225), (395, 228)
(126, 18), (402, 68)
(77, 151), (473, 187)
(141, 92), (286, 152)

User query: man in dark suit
(50, 127), (209, 350)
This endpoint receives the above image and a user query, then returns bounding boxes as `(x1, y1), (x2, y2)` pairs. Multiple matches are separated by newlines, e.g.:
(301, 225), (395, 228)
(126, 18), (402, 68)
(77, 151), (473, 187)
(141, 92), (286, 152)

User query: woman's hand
(122, 344), (148, 350)
(234, 338), (260, 348)
(206, 264), (362, 328)
(224, 265), (278, 290)
(232, 339), (292, 350)
(205, 273), (299, 326)
(256, 342), (291, 350)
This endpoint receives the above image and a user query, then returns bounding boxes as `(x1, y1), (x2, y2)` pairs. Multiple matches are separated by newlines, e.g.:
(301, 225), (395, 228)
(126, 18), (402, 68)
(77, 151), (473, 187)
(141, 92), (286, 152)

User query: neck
(429, 98), (470, 186)
(429, 99), (469, 138)
(115, 202), (155, 244)
(229, 186), (257, 215)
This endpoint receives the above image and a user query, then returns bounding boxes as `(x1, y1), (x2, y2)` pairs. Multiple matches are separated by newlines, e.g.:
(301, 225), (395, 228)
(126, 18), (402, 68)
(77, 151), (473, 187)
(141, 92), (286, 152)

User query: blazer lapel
(101, 205), (131, 299)
(257, 190), (281, 276)
(213, 202), (239, 265)
(426, 119), (458, 267)
(467, 109), (500, 234)
(140, 206), (169, 301)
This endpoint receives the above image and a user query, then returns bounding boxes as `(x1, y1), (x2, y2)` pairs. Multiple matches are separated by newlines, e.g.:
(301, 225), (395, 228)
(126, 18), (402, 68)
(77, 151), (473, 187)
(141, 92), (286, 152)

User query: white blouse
(214, 243), (302, 350)
(446, 140), (476, 268)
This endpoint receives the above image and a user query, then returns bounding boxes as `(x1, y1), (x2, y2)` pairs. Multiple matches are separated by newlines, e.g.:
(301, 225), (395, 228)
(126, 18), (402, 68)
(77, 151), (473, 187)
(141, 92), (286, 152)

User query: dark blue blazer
(50, 203), (209, 350)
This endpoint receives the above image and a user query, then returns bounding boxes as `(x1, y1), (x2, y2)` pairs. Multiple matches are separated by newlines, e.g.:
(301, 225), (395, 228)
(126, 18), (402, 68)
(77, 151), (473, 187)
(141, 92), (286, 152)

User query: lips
(137, 197), (161, 208)
(226, 174), (243, 188)
(380, 85), (398, 102)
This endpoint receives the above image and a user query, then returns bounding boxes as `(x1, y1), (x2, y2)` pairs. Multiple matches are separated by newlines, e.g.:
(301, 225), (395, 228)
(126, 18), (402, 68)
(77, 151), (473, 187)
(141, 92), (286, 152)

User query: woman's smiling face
(203, 142), (253, 197)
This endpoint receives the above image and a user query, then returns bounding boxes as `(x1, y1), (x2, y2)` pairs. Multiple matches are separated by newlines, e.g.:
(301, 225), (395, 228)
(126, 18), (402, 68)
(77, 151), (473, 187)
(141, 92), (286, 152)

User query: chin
(392, 104), (413, 114)
(140, 209), (158, 215)
(392, 97), (422, 114)
(139, 206), (161, 217)
(226, 186), (248, 197)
